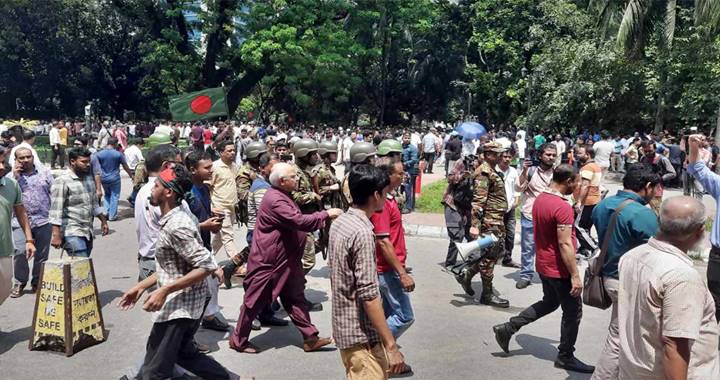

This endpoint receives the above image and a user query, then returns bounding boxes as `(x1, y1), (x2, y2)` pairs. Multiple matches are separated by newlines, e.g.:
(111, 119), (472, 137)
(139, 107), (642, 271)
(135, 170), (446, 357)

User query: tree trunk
(225, 67), (266, 117)
(714, 103), (720, 147)
(654, 63), (669, 133)
(201, 0), (238, 87)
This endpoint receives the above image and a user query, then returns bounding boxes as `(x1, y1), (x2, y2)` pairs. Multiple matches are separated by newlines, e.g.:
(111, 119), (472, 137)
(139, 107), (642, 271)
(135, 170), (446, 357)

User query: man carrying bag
(588, 163), (660, 380)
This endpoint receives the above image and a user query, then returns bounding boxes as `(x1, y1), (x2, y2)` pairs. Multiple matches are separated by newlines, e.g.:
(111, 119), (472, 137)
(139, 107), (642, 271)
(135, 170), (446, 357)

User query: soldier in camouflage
(341, 141), (377, 207)
(313, 141), (345, 259)
(455, 141), (511, 308)
(291, 139), (323, 270)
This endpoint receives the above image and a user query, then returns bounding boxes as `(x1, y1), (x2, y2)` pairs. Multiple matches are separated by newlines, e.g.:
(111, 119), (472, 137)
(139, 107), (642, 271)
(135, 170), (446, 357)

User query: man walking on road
(50, 147), (109, 257)
(94, 137), (133, 221)
(421, 127), (437, 174)
(493, 164), (595, 374)
(329, 164), (409, 378)
(497, 149), (520, 268)
(401, 132), (419, 214)
(118, 165), (232, 380)
(0, 146), (36, 306)
(208, 140), (239, 258)
(49, 121), (65, 169)
(614, 196), (719, 379)
(590, 164), (660, 380)
(9, 147), (53, 298)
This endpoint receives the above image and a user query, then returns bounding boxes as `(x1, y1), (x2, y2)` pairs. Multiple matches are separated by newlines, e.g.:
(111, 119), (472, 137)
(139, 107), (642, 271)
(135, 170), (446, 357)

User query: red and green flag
(168, 87), (228, 121)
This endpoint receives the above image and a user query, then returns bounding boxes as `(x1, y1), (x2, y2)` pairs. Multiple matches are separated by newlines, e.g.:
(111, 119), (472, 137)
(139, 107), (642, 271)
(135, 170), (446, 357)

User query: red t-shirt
(532, 192), (576, 279)
(370, 196), (407, 273)
(203, 129), (213, 145)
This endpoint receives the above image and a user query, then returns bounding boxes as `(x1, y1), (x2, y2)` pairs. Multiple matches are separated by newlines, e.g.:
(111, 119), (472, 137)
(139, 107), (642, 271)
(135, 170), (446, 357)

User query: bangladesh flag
(168, 87), (228, 121)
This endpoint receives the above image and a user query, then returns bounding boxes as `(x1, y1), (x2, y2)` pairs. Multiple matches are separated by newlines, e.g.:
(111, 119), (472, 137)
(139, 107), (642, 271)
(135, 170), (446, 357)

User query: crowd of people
(0, 116), (719, 379)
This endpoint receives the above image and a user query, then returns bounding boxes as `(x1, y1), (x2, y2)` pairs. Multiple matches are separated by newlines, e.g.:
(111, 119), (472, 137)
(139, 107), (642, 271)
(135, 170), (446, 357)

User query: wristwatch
(26, 239), (35, 244)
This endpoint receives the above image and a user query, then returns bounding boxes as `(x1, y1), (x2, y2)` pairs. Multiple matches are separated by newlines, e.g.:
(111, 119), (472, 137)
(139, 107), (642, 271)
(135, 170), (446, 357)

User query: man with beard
(291, 139), (324, 311)
(639, 140), (676, 214)
(455, 142), (510, 307)
(118, 165), (232, 380)
(228, 163), (342, 353)
(49, 147), (109, 257)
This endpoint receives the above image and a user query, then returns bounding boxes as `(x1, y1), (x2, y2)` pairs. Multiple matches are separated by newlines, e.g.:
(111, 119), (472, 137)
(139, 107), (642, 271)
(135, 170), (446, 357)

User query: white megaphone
(455, 233), (499, 257)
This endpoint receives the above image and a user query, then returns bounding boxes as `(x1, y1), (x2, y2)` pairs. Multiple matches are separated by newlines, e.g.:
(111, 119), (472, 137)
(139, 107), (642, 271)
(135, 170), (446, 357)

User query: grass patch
(415, 179), (447, 214)
(706, 217), (713, 232)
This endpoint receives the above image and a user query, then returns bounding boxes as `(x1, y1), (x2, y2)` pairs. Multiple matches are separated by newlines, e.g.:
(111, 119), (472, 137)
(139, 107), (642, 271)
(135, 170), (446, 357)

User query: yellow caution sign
(30, 258), (105, 356)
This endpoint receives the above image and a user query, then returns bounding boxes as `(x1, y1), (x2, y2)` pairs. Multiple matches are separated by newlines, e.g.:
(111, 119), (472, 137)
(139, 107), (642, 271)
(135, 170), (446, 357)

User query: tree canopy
(2, 0), (719, 134)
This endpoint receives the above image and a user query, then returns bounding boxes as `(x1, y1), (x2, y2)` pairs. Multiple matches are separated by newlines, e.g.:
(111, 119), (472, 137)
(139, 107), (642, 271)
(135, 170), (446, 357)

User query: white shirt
(422, 133), (437, 153)
(124, 145), (144, 170)
(555, 140), (566, 156)
(497, 164), (519, 212)
(593, 140), (615, 168)
(496, 137), (512, 149)
(515, 138), (526, 159)
(49, 128), (61, 146)
(135, 177), (191, 258)
(128, 124), (137, 136)
(342, 137), (355, 161)
(411, 133), (422, 148)
(8, 142), (43, 169)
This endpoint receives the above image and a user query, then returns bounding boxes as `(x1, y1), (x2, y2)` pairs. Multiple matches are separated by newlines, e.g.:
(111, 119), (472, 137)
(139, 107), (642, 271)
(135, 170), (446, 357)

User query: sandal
(10, 283), (25, 298)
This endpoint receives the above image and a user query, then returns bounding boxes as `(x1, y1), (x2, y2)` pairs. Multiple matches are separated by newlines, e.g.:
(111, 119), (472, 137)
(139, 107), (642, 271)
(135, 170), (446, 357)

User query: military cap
(377, 139), (403, 156)
(245, 141), (267, 159)
(293, 138), (319, 158)
(483, 141), (506, 153)
(349, 141), (377, 163)
(318, 141), (338, 156)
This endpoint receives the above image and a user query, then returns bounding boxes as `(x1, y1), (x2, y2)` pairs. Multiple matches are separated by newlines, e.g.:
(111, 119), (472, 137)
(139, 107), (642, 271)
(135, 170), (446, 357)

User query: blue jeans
(64, 236), (94, 257)
(378, 272), (414, 338)
(102, 180), (121, 220)
(519, 215), (535, 281)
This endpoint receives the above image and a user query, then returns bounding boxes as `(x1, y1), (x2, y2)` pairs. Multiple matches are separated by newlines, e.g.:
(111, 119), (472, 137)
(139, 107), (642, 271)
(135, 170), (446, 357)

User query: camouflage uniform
(463, 159), (508, 298)
(235, 163), (257, 227)
(132, 161), (148, 193)
(315, 163), (345, 257)
(292, 163), (322, 273)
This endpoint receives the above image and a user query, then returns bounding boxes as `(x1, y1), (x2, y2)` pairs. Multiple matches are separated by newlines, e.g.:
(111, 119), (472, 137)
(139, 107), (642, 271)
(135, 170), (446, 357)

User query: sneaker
(554, 355), (595, 373)
(515, 279), (531, 289)
(492, 323), (514, 353)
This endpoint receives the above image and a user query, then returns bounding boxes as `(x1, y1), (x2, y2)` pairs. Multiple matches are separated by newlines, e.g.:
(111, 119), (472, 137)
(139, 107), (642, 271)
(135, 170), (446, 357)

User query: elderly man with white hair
(228, 163), (343, 354)
(614, 196), (719, 379)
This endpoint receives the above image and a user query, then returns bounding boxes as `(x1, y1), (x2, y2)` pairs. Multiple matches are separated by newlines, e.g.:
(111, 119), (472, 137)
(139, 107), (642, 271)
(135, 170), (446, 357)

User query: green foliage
(1, 0), (720, 134)
(415, 179), (447, 214)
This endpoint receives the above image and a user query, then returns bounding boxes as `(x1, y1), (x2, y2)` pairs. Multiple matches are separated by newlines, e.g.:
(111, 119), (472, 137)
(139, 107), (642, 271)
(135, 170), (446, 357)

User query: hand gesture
(142, 288), (168, 312)
(569, 274), (582, 298)
(399, 273), (415, 292)
(13, 161), (23, 178)
(118, 286), (144, 310)
(688, 134), (704, 149)
(326, 208), (343, 219)
(522, 158), (532, 171)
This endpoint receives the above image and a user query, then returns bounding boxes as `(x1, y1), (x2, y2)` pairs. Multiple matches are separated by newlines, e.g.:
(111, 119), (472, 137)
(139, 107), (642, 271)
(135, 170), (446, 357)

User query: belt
(137, 254), (156, 262)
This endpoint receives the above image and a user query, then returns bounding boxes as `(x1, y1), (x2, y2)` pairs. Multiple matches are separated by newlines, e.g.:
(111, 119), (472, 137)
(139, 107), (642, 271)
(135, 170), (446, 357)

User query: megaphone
(455, 233), (499, 258)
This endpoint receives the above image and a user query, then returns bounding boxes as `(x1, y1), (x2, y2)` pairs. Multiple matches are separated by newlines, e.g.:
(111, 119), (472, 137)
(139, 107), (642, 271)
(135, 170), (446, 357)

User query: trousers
(0, 257), (12, 306)
(378, 272), (414, 338)
(302, 233), (316, 274)
(591, 277), (620, 380)
(340, 343), (389, 380)
(139, 318), (230, 380)
(519, 215), (536, 281)
(708, 246), (720, 322)
(102, 180), (122, 220)
(444, 206), (470, 267)
(502, 209), (516, 264)
(507, 275), (582, 356)
(13, 224), (51, 287)
(465, 236), (504, 293)
(211, 206), (238, 258)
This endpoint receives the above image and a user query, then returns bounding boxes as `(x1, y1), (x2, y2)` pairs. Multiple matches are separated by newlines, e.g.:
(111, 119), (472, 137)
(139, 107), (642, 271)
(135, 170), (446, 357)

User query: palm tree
(592, 0), (720, 133)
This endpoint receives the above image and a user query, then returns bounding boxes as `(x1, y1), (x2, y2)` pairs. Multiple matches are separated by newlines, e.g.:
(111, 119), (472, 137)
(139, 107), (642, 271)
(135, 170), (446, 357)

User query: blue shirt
(688, 161), (720, 247)
(592, 190), (658, 278)
(402, 143), (419, 175)
(188, 184), (212, 250)
(94, 148), (127, 184)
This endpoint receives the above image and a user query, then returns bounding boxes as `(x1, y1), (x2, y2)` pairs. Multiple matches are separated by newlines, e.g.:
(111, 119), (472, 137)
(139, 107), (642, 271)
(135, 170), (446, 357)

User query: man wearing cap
(455, 141), (510, 307)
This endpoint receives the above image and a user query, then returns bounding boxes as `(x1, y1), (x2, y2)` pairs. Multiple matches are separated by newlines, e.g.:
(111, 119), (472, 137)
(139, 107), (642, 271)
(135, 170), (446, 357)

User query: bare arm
(662, 336), (690, 380)
(557, 224), (581, 297)
(143, 268), (212, 312)
(14, 204), (36, 259)
(362, 298), (405, 373)
(377, 238), (414, 292)
(576, 179), (591, 206)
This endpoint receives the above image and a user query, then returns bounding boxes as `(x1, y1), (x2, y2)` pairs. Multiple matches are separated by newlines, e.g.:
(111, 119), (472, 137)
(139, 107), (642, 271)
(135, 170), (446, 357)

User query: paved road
(0, 176), (708, 379)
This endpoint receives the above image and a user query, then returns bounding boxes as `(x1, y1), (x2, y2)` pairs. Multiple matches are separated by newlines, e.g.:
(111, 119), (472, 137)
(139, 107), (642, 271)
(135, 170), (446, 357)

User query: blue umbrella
(455, 121), (487, 140)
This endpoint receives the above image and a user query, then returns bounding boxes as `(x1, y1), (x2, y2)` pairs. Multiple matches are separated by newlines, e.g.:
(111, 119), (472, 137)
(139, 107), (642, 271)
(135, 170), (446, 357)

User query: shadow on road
(490, 334), (592, 380)
(0, 325), (32, 355)
(308, 265), (330, 279)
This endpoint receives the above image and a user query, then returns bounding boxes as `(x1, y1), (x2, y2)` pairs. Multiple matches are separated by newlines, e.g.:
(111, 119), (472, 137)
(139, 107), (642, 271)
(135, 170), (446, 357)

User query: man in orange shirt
(574, 145), (602, 232)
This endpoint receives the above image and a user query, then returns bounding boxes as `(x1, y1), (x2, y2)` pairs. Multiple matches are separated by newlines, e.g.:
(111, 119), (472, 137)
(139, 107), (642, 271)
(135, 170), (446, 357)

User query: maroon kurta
(230, 187), (328, 349)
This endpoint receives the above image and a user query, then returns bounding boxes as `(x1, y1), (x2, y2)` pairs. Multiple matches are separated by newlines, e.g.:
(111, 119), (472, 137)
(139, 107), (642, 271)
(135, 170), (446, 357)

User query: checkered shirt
(49, 169), (99, 240)
(152, 206), (218, 323)
(328, 207), (381, 349)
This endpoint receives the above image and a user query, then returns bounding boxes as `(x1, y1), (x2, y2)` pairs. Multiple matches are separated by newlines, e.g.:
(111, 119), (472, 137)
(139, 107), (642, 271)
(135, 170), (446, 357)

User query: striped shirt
(328, 207), (381, 349)
(153, 206), (218, 323)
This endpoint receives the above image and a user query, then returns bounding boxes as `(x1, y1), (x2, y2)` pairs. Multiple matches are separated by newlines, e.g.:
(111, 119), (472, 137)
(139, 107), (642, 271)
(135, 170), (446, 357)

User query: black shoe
(202, 316), (230, 332)
(405, 266), (413, 274)
(259, 316), (289, 326)
(251, 318), (261, 330)
(479, 293), (509, 308)
(454, 271), (475, 296)
(515, 279), (531, 289)
(306, 301), (323, 312)
(493, 323), (513, 353)
(554, 355), (595, 373)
